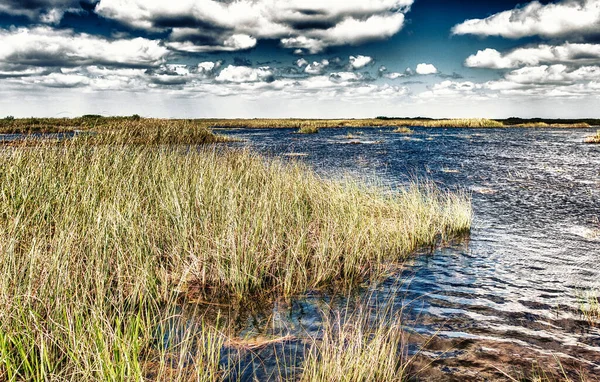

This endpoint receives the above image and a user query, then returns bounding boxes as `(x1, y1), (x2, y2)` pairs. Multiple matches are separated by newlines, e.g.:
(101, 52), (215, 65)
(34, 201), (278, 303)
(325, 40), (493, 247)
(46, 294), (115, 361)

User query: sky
(1, 0), (600, 118)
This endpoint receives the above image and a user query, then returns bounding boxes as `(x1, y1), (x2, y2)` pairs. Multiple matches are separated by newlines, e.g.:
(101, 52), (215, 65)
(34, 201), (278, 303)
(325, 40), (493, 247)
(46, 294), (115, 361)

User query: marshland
(1, 118), (599, 381)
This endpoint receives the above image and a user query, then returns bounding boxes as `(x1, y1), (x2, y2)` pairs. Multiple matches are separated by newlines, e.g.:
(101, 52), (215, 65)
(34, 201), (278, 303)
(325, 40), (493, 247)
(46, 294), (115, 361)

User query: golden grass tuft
(584, 130), (600, 144)
(297, 125), (320, 134)
(393, 127), (414, 134)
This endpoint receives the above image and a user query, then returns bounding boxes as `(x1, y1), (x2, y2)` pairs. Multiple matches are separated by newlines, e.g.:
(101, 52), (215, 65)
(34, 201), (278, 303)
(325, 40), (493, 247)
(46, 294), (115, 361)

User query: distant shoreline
(1, 116), (598, 134)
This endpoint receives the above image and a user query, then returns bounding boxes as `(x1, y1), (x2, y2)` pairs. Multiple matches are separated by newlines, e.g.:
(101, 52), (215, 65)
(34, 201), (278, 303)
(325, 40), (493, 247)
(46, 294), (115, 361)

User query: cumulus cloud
(95, 0), (413, 53)
(304, 60), (330, 75)
(452, 0), (600, 39)
(465, 43), (600, 69)
(349, 55), (373, 69)
(415, 63), (438, 75)
(419, 80), (486, 99)
(166, 34), (257, 53)
(215, 65), (274, 83)
(0, 27), (169, 69)
(0, 0), (82, 23)
(296, 58), (308, 68)
(503, 64), (600, 85)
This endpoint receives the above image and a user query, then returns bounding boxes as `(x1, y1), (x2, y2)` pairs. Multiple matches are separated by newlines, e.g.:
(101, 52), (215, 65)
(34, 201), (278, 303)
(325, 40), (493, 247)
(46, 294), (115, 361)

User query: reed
(300, 302), (410, 381)
(393, 127), (414, 134)
(297, 125), (320, 134)
(579, 291), (600, 326)
(2, 117), (593, 136)
(0, 138), (470, 380)
(584, 130), (600, 144)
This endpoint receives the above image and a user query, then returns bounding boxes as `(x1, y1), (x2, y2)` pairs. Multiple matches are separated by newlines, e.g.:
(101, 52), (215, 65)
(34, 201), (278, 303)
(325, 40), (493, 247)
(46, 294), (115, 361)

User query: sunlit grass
(297, 125), (320, 134)
(584, 130), (600, 144)
(301, 300), (410, 382)
(0, 135), (471, 380)
(578, 291), (600, 326)
(393, 127), (414, 134)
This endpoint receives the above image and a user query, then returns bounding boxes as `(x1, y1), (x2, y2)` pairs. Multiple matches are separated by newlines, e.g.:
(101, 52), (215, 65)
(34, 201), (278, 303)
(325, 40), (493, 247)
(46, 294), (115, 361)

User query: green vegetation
(584, 130), (600, 144)
(393, 127), (414, 134)
(0, 127), (471, 380)
(579, 291), (600, 326)
(297, 125), (320, 134)
(301, 304), (409, 381)
(1, 118), (229, 145)
(2, 116), (594, 137)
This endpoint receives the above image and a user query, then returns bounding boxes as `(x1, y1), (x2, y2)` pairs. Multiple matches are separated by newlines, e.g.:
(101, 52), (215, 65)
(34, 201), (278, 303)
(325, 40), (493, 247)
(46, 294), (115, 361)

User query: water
(216, 127), (600, 379)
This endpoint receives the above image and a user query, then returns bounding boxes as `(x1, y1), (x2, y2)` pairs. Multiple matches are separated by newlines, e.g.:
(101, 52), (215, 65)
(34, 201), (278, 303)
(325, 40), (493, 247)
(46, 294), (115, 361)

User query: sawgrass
(0, 137), (471, 380)
(584, 130), (600, 144)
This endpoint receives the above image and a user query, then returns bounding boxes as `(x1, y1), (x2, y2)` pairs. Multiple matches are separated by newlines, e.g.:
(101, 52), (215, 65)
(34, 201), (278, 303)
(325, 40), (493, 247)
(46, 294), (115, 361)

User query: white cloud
(466, 43), (600, 69)
(0, 27), (169, 68)
(415, 63), (438, 75)
(504, 64), (600, 85)
(452, 0), (600, 39)
(304, 60), (330, 75)
(0, 0), (78, 23)
(166, 34), (257, 53)
(385, 72), (405, 79)
(215, 65), (274, 83)
(349, 55), (373, 69)
(95, 0), (413, 53)
(295, 58), (308, 68)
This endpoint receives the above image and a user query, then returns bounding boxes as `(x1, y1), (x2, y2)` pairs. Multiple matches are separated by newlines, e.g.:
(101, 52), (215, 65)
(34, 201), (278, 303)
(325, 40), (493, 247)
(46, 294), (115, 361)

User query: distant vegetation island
(1, 115), (598, 135)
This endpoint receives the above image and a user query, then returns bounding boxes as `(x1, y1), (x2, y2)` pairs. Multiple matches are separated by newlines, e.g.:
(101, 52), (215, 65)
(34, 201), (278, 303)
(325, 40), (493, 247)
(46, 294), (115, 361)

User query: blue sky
(1, 0), (599, 118)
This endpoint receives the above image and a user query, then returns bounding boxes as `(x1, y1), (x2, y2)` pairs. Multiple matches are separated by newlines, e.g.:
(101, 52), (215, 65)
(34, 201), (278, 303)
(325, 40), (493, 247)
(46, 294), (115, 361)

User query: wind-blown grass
(0, 139), (470, 380)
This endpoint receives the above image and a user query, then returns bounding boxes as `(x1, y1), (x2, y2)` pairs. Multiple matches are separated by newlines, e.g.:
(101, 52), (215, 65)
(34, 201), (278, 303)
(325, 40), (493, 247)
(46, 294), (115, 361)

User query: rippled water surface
(218, 127), (600, 379)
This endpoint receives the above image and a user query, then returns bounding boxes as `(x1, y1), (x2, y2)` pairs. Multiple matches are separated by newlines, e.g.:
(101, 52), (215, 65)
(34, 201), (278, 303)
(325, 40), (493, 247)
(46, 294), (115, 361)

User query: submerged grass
(0, 137), (470, 380)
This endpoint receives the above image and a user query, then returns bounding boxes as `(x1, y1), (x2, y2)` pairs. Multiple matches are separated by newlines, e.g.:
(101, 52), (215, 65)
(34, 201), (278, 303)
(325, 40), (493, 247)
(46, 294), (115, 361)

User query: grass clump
(393, 127), (414, 134)
(90, 118), (229, 145)
(297, 125), (320, 134)
(301, 304), (410, 382)
(584, 130), (600, 144)
(579, 291), (600, 325)
(0, 140), (470, 379)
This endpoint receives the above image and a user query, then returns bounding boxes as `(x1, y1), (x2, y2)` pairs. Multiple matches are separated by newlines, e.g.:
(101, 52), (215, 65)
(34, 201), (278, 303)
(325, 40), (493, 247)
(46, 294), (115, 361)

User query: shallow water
(219, 127), (600, 379)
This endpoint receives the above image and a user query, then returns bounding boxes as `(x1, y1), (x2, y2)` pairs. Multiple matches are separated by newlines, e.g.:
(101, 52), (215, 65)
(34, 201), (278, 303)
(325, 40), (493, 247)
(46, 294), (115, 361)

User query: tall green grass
(0, 139), (470, 380)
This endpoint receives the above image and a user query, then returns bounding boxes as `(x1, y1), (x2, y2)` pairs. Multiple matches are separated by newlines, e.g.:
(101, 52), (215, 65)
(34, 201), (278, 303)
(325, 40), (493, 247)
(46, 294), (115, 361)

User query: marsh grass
(393, 127), (414, 134)
(297, 125), (320, 134)
(514, 122), (591, 128)
(0, 138), (470, 380)
(300, 301), (410, 381)
(2, 117), (592, 137)
(578, 291), (600, 326)
(584, 130), (600, 144)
